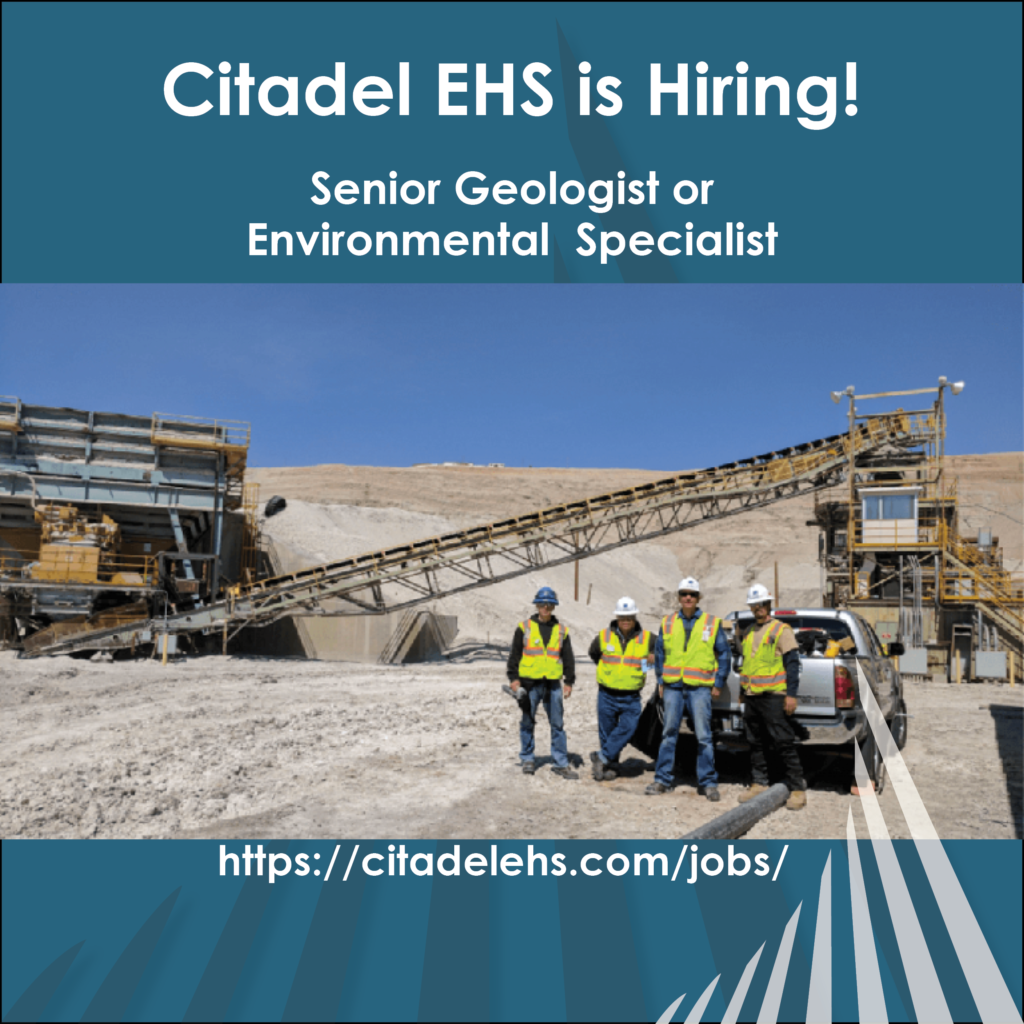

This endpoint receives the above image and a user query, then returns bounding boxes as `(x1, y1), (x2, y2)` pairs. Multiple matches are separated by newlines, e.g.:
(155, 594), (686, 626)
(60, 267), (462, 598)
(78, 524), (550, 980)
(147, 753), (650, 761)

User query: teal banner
(2, 840), (1021, 1021)
(2, 2), (1021, 283)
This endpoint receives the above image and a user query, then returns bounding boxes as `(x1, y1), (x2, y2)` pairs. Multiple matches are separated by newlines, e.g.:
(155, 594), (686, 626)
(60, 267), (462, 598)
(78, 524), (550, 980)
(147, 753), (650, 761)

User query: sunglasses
(537, 603), (555, 610)
(678, 592), (699, 599)
(751, 601), (770, 609)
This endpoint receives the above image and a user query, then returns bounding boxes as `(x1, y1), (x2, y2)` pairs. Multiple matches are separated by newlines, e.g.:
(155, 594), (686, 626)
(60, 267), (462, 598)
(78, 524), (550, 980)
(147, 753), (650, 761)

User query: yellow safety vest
(740, 619), (788, 694)
(661, 612), (721, 686)
(596, 627), (652, 691)
(518, 619), (567, 680)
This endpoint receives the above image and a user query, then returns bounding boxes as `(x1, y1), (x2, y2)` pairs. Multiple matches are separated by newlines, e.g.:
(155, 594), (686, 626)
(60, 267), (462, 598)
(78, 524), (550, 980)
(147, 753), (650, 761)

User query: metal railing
(240, 483), (261, 585)
(151, 413), (250, 451)
(0, 396), (21, 432)
(849, 481), (958, 551)
(0, 549), (160, 586)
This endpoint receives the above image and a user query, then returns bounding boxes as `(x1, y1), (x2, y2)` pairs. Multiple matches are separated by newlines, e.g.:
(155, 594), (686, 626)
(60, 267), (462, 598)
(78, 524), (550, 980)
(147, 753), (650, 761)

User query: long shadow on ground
(990, 704), (1023, 838)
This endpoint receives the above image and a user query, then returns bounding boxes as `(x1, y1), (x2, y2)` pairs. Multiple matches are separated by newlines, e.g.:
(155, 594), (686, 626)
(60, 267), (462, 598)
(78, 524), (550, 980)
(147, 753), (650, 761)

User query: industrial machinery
(814, 380), (1022, 682)
(9, 399), (935, 657)
(0, 397), (259, 652)
(6, 385), (1020, 683)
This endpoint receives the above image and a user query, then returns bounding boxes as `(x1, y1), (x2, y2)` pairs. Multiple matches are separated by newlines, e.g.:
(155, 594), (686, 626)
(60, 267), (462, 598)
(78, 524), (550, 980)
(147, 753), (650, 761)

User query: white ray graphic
(757, 902), (802, 1024)
(847, 808), (888, 1023)
(806, 852), (831, 1024)
(854, 741), (952, 1022)
(655, 992), (686, 1024)
(684, 975), (720, 1024)
(856, 663), (939, 841)
(859, 677), (1023, 1024)
(721, 942), (765, 1024)
(657, 795), (1021, 1024)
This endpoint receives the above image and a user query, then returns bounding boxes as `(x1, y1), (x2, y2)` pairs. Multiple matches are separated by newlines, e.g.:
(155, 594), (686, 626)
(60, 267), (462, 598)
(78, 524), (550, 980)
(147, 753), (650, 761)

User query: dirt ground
(3, 452), (1020, 841)
(2, 648), (1020, 841)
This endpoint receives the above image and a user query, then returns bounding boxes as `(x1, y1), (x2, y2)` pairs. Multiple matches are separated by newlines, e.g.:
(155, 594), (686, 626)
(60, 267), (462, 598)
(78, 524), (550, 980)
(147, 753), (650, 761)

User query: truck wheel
(890, 699), (908, 750)
(859, 732), (886, 795)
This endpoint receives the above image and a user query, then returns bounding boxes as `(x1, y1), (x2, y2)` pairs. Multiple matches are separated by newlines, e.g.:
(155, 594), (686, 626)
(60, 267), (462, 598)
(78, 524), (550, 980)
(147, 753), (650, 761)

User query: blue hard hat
(533, 587), (559, 605)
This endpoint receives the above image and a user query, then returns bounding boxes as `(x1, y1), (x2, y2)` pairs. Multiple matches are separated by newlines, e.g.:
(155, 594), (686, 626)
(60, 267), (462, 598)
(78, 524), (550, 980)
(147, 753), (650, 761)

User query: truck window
(734, 615), (853, 642)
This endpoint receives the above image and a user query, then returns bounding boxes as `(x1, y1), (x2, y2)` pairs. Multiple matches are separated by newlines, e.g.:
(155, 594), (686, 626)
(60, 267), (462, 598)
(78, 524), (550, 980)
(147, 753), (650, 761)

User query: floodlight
(830, 391), (843, 404)
(938, 375), (947, 386)
(951, 381), (965, 395)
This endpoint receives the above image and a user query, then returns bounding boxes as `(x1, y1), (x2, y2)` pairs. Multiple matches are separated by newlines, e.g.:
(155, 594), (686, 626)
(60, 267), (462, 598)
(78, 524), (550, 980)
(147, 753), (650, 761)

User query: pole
(211, 452), (225, 600)
(899, 555), (904, 637)
(161, 633), (169, 666)
(848, 391), (856, 604)
(774, 561), (780, 605)
(575, 557), (579, 601)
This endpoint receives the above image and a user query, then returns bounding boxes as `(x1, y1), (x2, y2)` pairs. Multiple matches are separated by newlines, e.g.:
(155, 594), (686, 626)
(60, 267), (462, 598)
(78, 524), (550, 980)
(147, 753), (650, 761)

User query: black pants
(744, 693), (806, 791)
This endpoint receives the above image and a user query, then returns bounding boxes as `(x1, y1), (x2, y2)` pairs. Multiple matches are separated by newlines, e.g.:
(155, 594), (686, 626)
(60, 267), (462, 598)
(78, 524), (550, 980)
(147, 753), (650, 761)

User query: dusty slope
(262, 500), (682, 643)
(250, 452), (1023, 617)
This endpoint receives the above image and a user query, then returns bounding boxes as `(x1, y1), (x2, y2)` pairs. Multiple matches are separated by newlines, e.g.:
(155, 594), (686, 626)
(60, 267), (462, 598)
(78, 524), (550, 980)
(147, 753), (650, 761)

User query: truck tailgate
(714, 657), (838, 715)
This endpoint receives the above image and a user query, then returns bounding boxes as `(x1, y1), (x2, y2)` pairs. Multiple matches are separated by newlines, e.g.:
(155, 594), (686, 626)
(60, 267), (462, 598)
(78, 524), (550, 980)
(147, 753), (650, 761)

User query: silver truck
(712, 608), (908, 789)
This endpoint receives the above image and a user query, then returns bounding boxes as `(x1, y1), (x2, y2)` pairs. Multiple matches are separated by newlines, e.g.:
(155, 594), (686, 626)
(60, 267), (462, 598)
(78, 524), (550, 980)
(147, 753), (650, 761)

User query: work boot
(698, 786), (721, 802)
(522, 761), (536, 775)
(590, 751), (616, 781)
(786, 789), (807, 811)
(645, 781), (670, 795)
(737, 783), (768, 804)
(552, 766), (579, 780)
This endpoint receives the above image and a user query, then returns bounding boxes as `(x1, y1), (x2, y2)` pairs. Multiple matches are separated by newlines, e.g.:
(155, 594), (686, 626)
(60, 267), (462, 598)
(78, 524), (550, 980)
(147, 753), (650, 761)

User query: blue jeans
(655, 685), (717, 787)
(597, 688), (642, 764)
(520, 682), (568, 768)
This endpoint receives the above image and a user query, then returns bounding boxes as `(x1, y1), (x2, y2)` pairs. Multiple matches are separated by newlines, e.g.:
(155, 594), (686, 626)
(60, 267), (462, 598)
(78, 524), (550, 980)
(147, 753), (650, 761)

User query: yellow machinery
(33, 505), (119, 583)
(1, 400), (256, 649)
(817, 380), (1022, 681)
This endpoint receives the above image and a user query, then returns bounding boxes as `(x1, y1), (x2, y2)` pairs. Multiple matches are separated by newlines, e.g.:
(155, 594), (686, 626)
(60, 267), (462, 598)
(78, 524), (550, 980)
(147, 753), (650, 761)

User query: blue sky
(1, 283), (1020, 469)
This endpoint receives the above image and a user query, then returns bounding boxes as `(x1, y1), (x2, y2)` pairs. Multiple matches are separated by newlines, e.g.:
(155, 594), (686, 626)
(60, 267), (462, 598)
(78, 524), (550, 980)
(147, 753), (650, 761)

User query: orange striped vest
(596, 627), (652, 691)
(740, 619), (788, 694)
(661, 611), (720, 686)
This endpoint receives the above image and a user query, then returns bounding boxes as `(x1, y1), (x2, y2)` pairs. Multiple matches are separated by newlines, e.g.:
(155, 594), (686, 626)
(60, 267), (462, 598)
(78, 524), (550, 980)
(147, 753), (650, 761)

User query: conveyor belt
(21, 412), (931, 657)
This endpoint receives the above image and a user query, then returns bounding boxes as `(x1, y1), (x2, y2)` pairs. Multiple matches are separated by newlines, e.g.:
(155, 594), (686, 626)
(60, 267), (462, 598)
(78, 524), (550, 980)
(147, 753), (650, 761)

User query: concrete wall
(231, 538), (452, 663)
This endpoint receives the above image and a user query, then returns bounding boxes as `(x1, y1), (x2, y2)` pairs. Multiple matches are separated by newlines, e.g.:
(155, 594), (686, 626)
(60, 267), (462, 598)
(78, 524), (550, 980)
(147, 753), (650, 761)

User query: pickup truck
(707, 608), (908, 789)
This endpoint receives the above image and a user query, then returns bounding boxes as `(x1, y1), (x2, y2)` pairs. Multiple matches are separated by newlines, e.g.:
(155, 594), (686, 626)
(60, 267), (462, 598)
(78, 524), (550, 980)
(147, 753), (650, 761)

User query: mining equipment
(812, 380), (1022, 683)
(0, 398), (259, 654)
(4, 384), (1021, 682)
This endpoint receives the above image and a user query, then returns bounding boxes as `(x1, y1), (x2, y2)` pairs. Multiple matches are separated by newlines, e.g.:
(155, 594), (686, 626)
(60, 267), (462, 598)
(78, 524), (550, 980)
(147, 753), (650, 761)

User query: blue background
(2, 840), (1021, 1022)
(2, 2), (1021, 283)
(2, 5), (1022, 1022)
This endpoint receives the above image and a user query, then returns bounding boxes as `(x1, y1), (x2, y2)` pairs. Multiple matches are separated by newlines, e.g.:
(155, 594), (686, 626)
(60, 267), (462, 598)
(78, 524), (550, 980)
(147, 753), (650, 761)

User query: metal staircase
(941, 534), (1024, 652)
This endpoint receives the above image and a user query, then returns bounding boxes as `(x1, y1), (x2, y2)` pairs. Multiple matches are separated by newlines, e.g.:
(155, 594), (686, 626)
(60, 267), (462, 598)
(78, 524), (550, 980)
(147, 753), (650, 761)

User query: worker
(735, 583), (807, 810)
(648, 577), (731, 801)
(506, 587), (578, 779)
(588, 597), (654, 780)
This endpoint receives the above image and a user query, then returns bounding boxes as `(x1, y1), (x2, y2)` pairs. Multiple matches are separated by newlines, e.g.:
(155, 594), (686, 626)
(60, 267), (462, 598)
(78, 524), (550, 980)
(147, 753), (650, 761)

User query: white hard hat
(746, 583), (774, 605)
(677, 577), (701, 594)
(614, 596), (638, 617)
